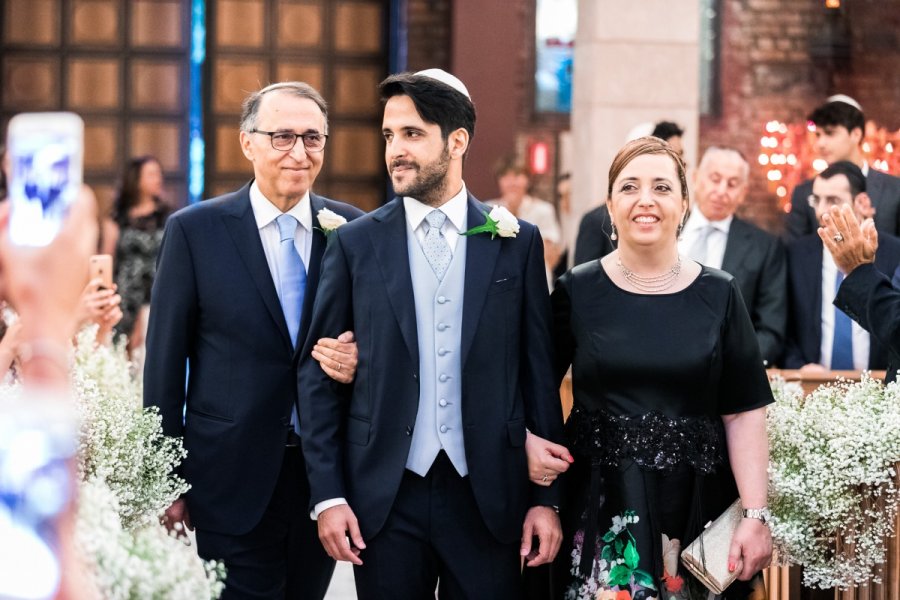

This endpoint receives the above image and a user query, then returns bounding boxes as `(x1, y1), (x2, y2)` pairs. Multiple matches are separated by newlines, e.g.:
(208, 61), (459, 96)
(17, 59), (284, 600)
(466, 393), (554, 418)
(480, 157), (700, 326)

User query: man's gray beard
(394, 150), (451, 207)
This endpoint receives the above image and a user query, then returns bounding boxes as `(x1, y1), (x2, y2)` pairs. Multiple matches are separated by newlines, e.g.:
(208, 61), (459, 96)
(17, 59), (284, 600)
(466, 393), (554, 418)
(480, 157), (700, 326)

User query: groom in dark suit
(144, 82), (364, 598)
(298, 70), (565, 599)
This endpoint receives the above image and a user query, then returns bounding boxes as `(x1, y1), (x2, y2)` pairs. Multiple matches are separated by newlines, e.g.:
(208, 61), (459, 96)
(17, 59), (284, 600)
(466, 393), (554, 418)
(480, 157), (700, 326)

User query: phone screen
(0, 396), (77, 599)
(7, 113), (83, 247)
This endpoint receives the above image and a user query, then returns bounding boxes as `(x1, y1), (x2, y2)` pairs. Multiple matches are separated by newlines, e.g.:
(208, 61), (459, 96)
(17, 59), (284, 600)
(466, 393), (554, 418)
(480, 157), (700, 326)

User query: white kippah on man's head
(625, 122), (655, 142)
(414, 68), (471, 100)
(826, 94), (863, 112)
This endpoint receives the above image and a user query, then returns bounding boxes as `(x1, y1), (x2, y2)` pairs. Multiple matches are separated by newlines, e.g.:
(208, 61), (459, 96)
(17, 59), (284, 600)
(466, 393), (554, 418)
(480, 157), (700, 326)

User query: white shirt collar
(861, 161), (870, 177)
(403, 184), (469, 233)
(685, 208), (733, 234)
(249, 181), (312, 232)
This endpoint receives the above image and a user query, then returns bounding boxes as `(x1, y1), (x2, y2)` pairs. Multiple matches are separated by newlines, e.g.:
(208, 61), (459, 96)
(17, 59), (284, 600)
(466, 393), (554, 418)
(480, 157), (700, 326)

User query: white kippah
(414, 68), (471, 100)
(826, 94), (863, 111)
(625, 122), (655, 142)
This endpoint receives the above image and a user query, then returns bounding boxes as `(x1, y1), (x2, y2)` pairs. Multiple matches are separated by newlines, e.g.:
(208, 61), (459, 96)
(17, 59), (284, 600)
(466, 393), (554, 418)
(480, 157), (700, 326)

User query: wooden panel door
(206, 0), (388, 211)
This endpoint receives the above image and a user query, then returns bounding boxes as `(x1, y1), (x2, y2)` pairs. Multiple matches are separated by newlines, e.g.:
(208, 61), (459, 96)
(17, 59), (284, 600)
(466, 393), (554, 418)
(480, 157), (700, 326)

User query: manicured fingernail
(728, 563), (735, 572)
(567, 455), (575, 463)
(520, 548), (529, 556)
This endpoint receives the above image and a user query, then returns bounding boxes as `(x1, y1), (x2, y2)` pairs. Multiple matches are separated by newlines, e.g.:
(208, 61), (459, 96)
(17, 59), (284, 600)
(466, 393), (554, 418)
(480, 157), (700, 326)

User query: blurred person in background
(785, 161), (900, 374)
(786, 96), (900, 241)
(489, 155), (562, 289)
(102, 156), (170, 356)
(680, 146), (786, 367)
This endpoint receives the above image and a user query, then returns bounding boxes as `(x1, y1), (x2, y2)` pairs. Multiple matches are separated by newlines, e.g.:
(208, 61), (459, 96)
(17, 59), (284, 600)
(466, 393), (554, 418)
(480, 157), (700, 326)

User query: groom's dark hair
(379, 72), (476, 148)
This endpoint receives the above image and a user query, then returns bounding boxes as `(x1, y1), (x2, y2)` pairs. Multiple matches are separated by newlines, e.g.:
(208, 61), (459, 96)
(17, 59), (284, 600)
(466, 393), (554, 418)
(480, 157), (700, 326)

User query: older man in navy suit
(785, 161), (900, 372)
(298, 70), (565, 599)
(144, 82), (364, 599)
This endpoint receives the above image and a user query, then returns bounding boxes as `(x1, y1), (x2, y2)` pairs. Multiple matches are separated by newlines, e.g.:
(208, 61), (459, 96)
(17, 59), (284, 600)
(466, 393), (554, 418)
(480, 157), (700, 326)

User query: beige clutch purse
(680, 499), (742, 594)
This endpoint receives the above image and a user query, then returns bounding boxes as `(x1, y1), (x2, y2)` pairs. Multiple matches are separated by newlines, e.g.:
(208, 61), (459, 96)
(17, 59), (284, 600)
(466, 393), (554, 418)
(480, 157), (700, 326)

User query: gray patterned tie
(423, 209), (451, 280)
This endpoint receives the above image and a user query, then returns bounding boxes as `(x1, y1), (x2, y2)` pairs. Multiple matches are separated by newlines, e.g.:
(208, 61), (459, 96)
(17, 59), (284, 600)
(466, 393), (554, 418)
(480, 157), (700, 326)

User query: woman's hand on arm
(525, 430), (573, 486)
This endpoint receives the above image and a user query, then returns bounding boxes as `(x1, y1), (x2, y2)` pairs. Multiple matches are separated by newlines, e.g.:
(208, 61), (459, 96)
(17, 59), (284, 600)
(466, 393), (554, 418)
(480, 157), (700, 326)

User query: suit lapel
(803, 238), (825, 350)
(297, 194), (328, 356)
(460, 196), (501, 365)
(370, 199), (419, 362)
(721, 218), (751, 275)
(222, 185), (293, 352)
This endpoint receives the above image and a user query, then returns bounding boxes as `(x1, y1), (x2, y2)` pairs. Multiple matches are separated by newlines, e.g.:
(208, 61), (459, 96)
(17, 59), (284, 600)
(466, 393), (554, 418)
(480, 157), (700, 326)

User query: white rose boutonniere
(462, 205), (520, 239)
(316, 207), (347, 235)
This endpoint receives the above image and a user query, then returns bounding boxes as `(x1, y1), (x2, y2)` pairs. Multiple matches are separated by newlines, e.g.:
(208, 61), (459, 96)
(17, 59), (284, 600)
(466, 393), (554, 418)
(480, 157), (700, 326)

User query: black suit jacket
(720, 217), (788, 366)
(573, 204), (616, 265)
(835, 262), (900, 383)
(786, 169), (900, 240)
(784, 233), (900, 369)
(143, 183), (363, 535)
(297, 195), (565, 544)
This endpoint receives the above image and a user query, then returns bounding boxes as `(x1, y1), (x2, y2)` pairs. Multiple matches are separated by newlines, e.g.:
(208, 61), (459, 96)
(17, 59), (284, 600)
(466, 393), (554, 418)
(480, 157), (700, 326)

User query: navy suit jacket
(835, 262), (900, 383)
(784, 232), (900, 369)
(720, 217), (788, 366)
(143, 183), (364, 535)
(786, 169), (900, 241)
(297, 194), (565, 544)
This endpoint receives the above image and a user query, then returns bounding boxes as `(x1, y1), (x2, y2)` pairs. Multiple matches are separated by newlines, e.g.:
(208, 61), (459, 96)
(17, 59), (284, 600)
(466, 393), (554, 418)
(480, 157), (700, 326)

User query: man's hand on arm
(520, 505), (562, 567)
(317, 504), (366, 565)
(312, 330), (358, 384)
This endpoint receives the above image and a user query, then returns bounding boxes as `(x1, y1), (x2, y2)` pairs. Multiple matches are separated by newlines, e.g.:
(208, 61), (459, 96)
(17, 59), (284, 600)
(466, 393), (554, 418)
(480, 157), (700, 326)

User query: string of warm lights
(758, 119), (899, 211)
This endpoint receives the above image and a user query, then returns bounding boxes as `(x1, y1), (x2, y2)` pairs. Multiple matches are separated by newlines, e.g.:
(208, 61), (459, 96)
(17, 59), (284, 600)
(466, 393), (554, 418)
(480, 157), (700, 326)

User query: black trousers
(352, 451), (523, 600)
(196, 446), (335, 600)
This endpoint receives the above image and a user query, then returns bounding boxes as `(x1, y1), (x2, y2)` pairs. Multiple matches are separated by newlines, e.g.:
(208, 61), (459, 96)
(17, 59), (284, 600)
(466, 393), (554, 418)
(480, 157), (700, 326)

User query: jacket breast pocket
(488, 276), (520, 295)
(346, 416), (371, 446)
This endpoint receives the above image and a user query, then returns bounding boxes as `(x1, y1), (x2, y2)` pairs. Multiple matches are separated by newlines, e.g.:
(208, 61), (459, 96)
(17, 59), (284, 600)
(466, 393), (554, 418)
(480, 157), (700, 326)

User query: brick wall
(701, 0), (900, 233)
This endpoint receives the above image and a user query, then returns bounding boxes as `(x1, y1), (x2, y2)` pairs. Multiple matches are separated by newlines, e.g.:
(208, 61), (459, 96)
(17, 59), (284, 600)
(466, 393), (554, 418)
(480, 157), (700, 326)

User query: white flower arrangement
(68, 326), (224, 596)
(768, 374), (900, 589)
(76, 477), (225, 600)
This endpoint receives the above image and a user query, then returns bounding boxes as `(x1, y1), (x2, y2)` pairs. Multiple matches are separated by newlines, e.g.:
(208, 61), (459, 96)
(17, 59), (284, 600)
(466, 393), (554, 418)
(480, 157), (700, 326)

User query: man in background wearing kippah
(786, 96), (900, 241)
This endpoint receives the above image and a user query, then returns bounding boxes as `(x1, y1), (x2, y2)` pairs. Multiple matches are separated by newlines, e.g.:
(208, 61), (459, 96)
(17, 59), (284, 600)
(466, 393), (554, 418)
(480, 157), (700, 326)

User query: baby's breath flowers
(768, 375), (900, 589)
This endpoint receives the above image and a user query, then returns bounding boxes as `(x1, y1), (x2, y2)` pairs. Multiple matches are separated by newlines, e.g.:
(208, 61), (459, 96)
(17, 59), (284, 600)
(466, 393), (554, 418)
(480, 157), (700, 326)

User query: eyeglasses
(250, 129), (328, 152)
(807, 194), (848, 208)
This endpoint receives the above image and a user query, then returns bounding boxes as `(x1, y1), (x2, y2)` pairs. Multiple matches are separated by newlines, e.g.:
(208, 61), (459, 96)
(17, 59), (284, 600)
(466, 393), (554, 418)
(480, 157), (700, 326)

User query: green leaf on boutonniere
(461, 210), (500, 239)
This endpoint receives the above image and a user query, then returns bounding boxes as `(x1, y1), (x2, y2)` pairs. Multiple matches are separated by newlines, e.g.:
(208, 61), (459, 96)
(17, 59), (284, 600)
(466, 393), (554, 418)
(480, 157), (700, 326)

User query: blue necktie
(275, 214), (306, 349)
(831, 270), (854, 370)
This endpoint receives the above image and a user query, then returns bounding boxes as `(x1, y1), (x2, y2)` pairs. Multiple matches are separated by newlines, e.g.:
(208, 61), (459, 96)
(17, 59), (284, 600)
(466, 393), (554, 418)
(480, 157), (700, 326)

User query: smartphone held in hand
(6, 112), (84, 247)
(89, 254), (114, 290)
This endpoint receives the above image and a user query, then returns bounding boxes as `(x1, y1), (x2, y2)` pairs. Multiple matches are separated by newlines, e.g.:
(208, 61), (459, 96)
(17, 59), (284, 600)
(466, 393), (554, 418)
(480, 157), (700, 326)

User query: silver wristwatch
(741, 507), (771, 524)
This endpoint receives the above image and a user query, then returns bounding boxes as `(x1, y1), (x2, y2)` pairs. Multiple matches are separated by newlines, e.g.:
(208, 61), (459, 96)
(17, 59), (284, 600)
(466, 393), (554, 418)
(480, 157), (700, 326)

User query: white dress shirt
(249, 181), (313, 278)
(819, 250), (869, 370)
(404, 184), (469, 253)
(678, 210), (732, 269)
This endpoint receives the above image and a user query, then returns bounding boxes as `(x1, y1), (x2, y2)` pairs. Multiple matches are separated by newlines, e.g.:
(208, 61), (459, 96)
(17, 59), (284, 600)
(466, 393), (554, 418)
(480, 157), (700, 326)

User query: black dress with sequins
(548, 262), (773, 600)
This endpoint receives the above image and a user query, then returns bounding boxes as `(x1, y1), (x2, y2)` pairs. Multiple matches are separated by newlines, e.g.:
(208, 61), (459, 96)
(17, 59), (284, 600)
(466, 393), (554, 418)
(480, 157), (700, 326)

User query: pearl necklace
(616, 257), (682, 293)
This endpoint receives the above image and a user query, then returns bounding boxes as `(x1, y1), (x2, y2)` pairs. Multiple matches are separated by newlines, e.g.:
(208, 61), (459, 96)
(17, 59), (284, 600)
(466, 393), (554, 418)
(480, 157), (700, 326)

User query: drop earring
(610, 223), (618, 241)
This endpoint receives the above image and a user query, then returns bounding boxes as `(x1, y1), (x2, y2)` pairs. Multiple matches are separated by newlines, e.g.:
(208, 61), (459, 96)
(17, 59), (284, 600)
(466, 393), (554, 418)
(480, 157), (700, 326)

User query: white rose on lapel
(316, 208), (347, 235)
(489, 206), (520, 238)
(462, 205), (520, 240)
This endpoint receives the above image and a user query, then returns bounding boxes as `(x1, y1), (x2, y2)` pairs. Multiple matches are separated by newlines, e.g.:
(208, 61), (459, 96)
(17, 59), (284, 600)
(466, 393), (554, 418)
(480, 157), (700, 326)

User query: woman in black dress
(535, 137), (772, 599)
(105, 156), (170, 353)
